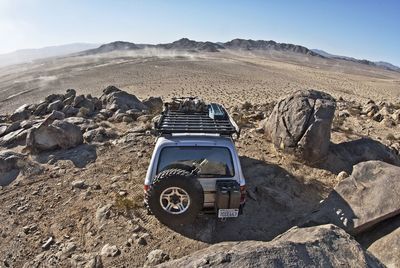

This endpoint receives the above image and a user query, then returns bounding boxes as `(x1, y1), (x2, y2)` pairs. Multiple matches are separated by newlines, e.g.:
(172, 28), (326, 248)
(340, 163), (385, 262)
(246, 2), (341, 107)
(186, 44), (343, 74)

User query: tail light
(143, 185), (150, 192)
(240, 185), (246, 204)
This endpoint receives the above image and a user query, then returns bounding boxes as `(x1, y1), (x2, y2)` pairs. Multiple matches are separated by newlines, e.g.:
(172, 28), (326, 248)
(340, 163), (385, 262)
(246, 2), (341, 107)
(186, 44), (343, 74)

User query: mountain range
(83, 38), (319, 56)
(80, 38), (400, 72)
(0, 38), (398, 72)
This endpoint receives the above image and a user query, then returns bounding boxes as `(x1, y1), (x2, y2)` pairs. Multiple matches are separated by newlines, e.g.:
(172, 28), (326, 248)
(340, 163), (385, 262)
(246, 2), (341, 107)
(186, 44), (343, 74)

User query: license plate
(218, 209), (239, 218)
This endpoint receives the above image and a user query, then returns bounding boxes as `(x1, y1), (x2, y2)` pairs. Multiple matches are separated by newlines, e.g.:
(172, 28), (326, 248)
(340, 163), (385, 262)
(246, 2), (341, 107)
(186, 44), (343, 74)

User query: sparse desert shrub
(241, 101), (252, 111)
(115, 194), (142, 216)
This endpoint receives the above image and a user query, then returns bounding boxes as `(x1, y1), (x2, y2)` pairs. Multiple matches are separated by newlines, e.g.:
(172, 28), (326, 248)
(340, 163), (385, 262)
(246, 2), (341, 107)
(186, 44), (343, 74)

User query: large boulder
(143, 97), (163, 113)
(0, 128), (28, 148)
(263, 90), (336, 163)
(26, 117), (83, 152)
(306, 161), (400, 235)
(159, 224), (383, 268)
(47, 100), (64, 112)
(321, 138), (400, 173)
(0, 122), (21, 137)
(33, 102), (48, 116)
(73, 95), (97, 115)
(101, 85), (148, 112)
(10, 104), (31, 122)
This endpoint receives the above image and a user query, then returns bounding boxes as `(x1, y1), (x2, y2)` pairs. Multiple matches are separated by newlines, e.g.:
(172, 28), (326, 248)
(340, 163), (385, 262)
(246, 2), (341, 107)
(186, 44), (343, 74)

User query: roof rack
(154, 98), (240, 137)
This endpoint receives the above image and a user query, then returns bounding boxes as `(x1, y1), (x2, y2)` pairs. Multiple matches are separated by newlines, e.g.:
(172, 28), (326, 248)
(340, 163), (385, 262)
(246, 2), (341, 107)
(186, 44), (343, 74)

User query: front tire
(145, 169), (204, 226)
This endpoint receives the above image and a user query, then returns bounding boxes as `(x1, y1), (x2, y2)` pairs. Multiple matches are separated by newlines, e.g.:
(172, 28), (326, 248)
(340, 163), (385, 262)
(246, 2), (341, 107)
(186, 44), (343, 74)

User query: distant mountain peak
(311, 49), (400, 72)
(84, 41), (140, 54)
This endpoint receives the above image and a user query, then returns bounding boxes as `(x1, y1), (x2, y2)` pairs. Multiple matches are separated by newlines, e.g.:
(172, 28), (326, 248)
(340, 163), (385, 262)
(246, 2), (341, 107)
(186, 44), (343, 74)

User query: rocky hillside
(77, 38), (400, 72)
(79, 38), (321, 56)
(223, 38), (319, 56)
(83, 41), (141, 55)
(1, 86), (400, 267)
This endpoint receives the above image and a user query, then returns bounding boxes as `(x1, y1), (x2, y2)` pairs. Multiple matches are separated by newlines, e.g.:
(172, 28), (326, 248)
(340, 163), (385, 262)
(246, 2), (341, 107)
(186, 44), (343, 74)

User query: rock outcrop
(159, 224), (383, 268)
(101, 86), (148, 112)
(263, 89), (336, 163)
(306, 161), (400, 234)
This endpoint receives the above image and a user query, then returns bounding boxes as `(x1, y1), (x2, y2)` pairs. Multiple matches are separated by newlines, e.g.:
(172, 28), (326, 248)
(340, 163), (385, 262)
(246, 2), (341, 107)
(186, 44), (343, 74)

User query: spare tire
(145, 168), (204, 225)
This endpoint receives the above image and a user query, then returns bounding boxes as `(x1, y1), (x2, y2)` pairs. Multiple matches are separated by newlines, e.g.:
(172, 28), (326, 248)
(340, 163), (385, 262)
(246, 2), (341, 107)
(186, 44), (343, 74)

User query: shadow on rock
(166, 156), (324, 243)
(0, 169), (20, 186)
(301, 190), (356, 231)
(33, 144), (97, 168)
(320, 138), (400, 174)
(355, 214), (400, 267)
(356, 214), (400, 249)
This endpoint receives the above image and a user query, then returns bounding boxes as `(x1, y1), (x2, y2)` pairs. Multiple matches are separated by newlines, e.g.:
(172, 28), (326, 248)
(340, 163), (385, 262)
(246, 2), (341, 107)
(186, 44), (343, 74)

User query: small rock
(137, 115), (152, 123)
(380, 117), (396, 127)
(122, 115), (133, 123)
(336, 171), (349, 181)
(144, 249), (170, 267)
(45, 93), (64, 103)
(372, 113), (384, 122)
(126, 238), (133, 247)
(132, 225), (141, 233)
(62, 105), (79, 117)
(71, 180), (86, 189)
(100, 244), (120, 257)
(110, 175), (125, 182)
(96, 204), (112, 222)
(338, 110), (350, 118)
(118, 190), (127, 196)
(137, 236), (147, 246)
(42, 236), (54, 250)
(33, 103), (48, 116)
(391, 110), (400, 122)
(23, 224), (37, 234)
(47, 100), (64, 112)
(65, 88), (76, 99)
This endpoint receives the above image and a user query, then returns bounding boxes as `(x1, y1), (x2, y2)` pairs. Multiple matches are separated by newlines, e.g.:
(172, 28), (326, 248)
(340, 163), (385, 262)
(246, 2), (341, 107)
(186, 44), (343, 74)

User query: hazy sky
(1, 0), (399, 65)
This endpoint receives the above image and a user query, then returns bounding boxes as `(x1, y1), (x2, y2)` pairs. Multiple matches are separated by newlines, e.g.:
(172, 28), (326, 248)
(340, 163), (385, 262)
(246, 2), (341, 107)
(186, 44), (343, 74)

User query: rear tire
(145, 168), (204, 226)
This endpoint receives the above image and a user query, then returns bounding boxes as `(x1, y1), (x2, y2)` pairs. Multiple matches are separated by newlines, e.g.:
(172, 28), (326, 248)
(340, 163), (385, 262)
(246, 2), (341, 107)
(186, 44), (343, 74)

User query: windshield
(157, 146), (234, 177)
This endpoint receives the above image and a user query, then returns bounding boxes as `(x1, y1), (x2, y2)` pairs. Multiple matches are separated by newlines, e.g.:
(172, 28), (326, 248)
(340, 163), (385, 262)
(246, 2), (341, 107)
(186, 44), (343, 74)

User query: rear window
(157, 146), (234, 178)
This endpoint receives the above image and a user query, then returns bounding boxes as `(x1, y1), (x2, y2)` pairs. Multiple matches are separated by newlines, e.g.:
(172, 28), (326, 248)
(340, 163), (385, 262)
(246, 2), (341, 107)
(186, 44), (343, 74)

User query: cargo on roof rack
(154, 97), (240, 137)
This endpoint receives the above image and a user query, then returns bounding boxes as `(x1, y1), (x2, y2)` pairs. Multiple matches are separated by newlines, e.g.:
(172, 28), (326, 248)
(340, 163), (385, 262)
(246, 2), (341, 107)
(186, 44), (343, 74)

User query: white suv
(144, 98), (246, 225)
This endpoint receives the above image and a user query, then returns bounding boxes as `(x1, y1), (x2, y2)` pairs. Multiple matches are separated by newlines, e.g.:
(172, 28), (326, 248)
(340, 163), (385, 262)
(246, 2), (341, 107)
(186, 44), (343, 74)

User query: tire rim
(159, 187), (190, 215)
